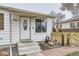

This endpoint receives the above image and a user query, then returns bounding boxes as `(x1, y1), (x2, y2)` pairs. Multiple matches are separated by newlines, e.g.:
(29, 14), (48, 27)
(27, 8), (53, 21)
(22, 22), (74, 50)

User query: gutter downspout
(9, 11), (12, 56)
(30, 17), (31, 41)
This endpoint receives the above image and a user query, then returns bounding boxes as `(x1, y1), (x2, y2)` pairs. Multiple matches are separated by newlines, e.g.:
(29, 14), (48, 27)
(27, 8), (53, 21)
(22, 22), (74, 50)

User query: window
(77, 22), (79, 28)
(35, 19), (47, 32)
(70, 23), (75, 29)
(0, 13), (4, 30)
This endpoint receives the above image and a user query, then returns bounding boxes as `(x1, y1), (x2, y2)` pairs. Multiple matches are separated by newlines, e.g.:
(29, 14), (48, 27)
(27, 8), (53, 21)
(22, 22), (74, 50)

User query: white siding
(11, 13), (19, 43)
(0, 9), (55, 44)
(0, 10), (10, 45)
(31, 17), (53, 41)
(61, 21), (79, 29)
(62, 23), (70, 29)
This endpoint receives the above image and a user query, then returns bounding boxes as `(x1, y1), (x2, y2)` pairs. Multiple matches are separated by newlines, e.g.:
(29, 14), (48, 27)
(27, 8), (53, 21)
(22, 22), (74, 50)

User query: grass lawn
(65, 51), (79, 56)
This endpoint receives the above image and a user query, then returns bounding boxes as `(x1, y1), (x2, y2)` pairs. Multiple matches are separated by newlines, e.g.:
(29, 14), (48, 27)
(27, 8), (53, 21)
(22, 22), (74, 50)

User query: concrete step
(18, 42), (41, 55)
(18, 42), (39, 48)
(19, 46), (41, 55)
(26, 52), (44, 56)
(18, 46), (40, 50)
(20, 39), (32, 43)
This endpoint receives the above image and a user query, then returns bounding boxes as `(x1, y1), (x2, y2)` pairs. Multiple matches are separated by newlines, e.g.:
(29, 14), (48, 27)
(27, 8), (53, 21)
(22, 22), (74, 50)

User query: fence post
(61, 33), (64, 46)
(67, 33), (70, 46)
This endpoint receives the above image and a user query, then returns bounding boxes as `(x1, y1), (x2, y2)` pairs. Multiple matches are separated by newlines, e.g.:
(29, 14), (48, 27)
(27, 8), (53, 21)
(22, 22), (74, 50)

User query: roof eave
(0, 5), (55, 18)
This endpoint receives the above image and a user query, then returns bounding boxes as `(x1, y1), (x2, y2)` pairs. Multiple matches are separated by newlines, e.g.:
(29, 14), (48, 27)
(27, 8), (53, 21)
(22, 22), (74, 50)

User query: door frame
(19, 16), (31, 42)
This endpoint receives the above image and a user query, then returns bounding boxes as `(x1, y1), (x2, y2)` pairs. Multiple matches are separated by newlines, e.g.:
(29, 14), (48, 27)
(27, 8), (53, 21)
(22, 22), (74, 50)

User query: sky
(0, 3), (72, 19)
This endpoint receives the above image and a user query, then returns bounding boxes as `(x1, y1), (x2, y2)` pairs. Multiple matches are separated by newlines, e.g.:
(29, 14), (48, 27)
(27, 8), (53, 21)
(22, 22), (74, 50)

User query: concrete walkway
(29, 46), (79, 56)
(41, 46), (79, 56)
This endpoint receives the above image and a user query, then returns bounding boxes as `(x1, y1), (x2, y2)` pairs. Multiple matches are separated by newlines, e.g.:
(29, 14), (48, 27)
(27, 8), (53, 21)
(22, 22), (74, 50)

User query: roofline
(55, 19), (79, 25)
(62, 19), (79, 23)
(0, 5), (55, 18)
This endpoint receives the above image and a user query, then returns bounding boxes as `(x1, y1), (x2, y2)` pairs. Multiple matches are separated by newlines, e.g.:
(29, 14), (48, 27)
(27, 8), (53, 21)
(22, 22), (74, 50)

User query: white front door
(20, 17), (30, 40)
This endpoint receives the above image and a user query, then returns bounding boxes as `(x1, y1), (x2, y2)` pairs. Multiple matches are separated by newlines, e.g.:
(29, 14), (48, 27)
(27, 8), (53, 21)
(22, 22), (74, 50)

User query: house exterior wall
(0, 10), (54, 44)
(0, 9), (10, 45)
(12, 14), (54, 41)
(11, 14), (53, 41)
(61, 21), (79, 29)
(61, 23), (70, 29)
(11, 13), (20, 43)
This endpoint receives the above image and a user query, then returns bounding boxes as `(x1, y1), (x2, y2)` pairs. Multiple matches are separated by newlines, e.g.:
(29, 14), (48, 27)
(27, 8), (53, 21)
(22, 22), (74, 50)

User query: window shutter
(0, 13), (4, 30)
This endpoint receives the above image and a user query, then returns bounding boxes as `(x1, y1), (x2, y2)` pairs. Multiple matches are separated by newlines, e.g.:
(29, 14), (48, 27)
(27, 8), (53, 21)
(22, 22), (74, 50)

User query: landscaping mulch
(39, 43), (62, 50)
(0, 48), (10, 56)
(0, 44), (19, 56)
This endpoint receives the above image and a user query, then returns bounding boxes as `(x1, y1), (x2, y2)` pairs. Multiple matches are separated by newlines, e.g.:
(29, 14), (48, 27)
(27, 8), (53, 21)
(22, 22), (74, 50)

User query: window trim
(35, 18), (47, 33)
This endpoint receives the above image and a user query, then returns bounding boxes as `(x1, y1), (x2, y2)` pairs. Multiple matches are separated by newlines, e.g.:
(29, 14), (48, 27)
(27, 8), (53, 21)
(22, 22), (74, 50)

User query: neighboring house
(54, 18), (79, 32)
(0, 6), (55, 55)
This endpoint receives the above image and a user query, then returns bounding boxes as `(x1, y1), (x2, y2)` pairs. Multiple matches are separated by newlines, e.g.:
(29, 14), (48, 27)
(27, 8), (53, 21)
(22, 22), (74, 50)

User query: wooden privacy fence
(51, 32), (79, 46)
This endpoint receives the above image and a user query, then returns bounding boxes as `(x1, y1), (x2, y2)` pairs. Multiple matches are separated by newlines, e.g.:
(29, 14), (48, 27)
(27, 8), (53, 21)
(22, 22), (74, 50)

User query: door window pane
(23, 20), (27, 30)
